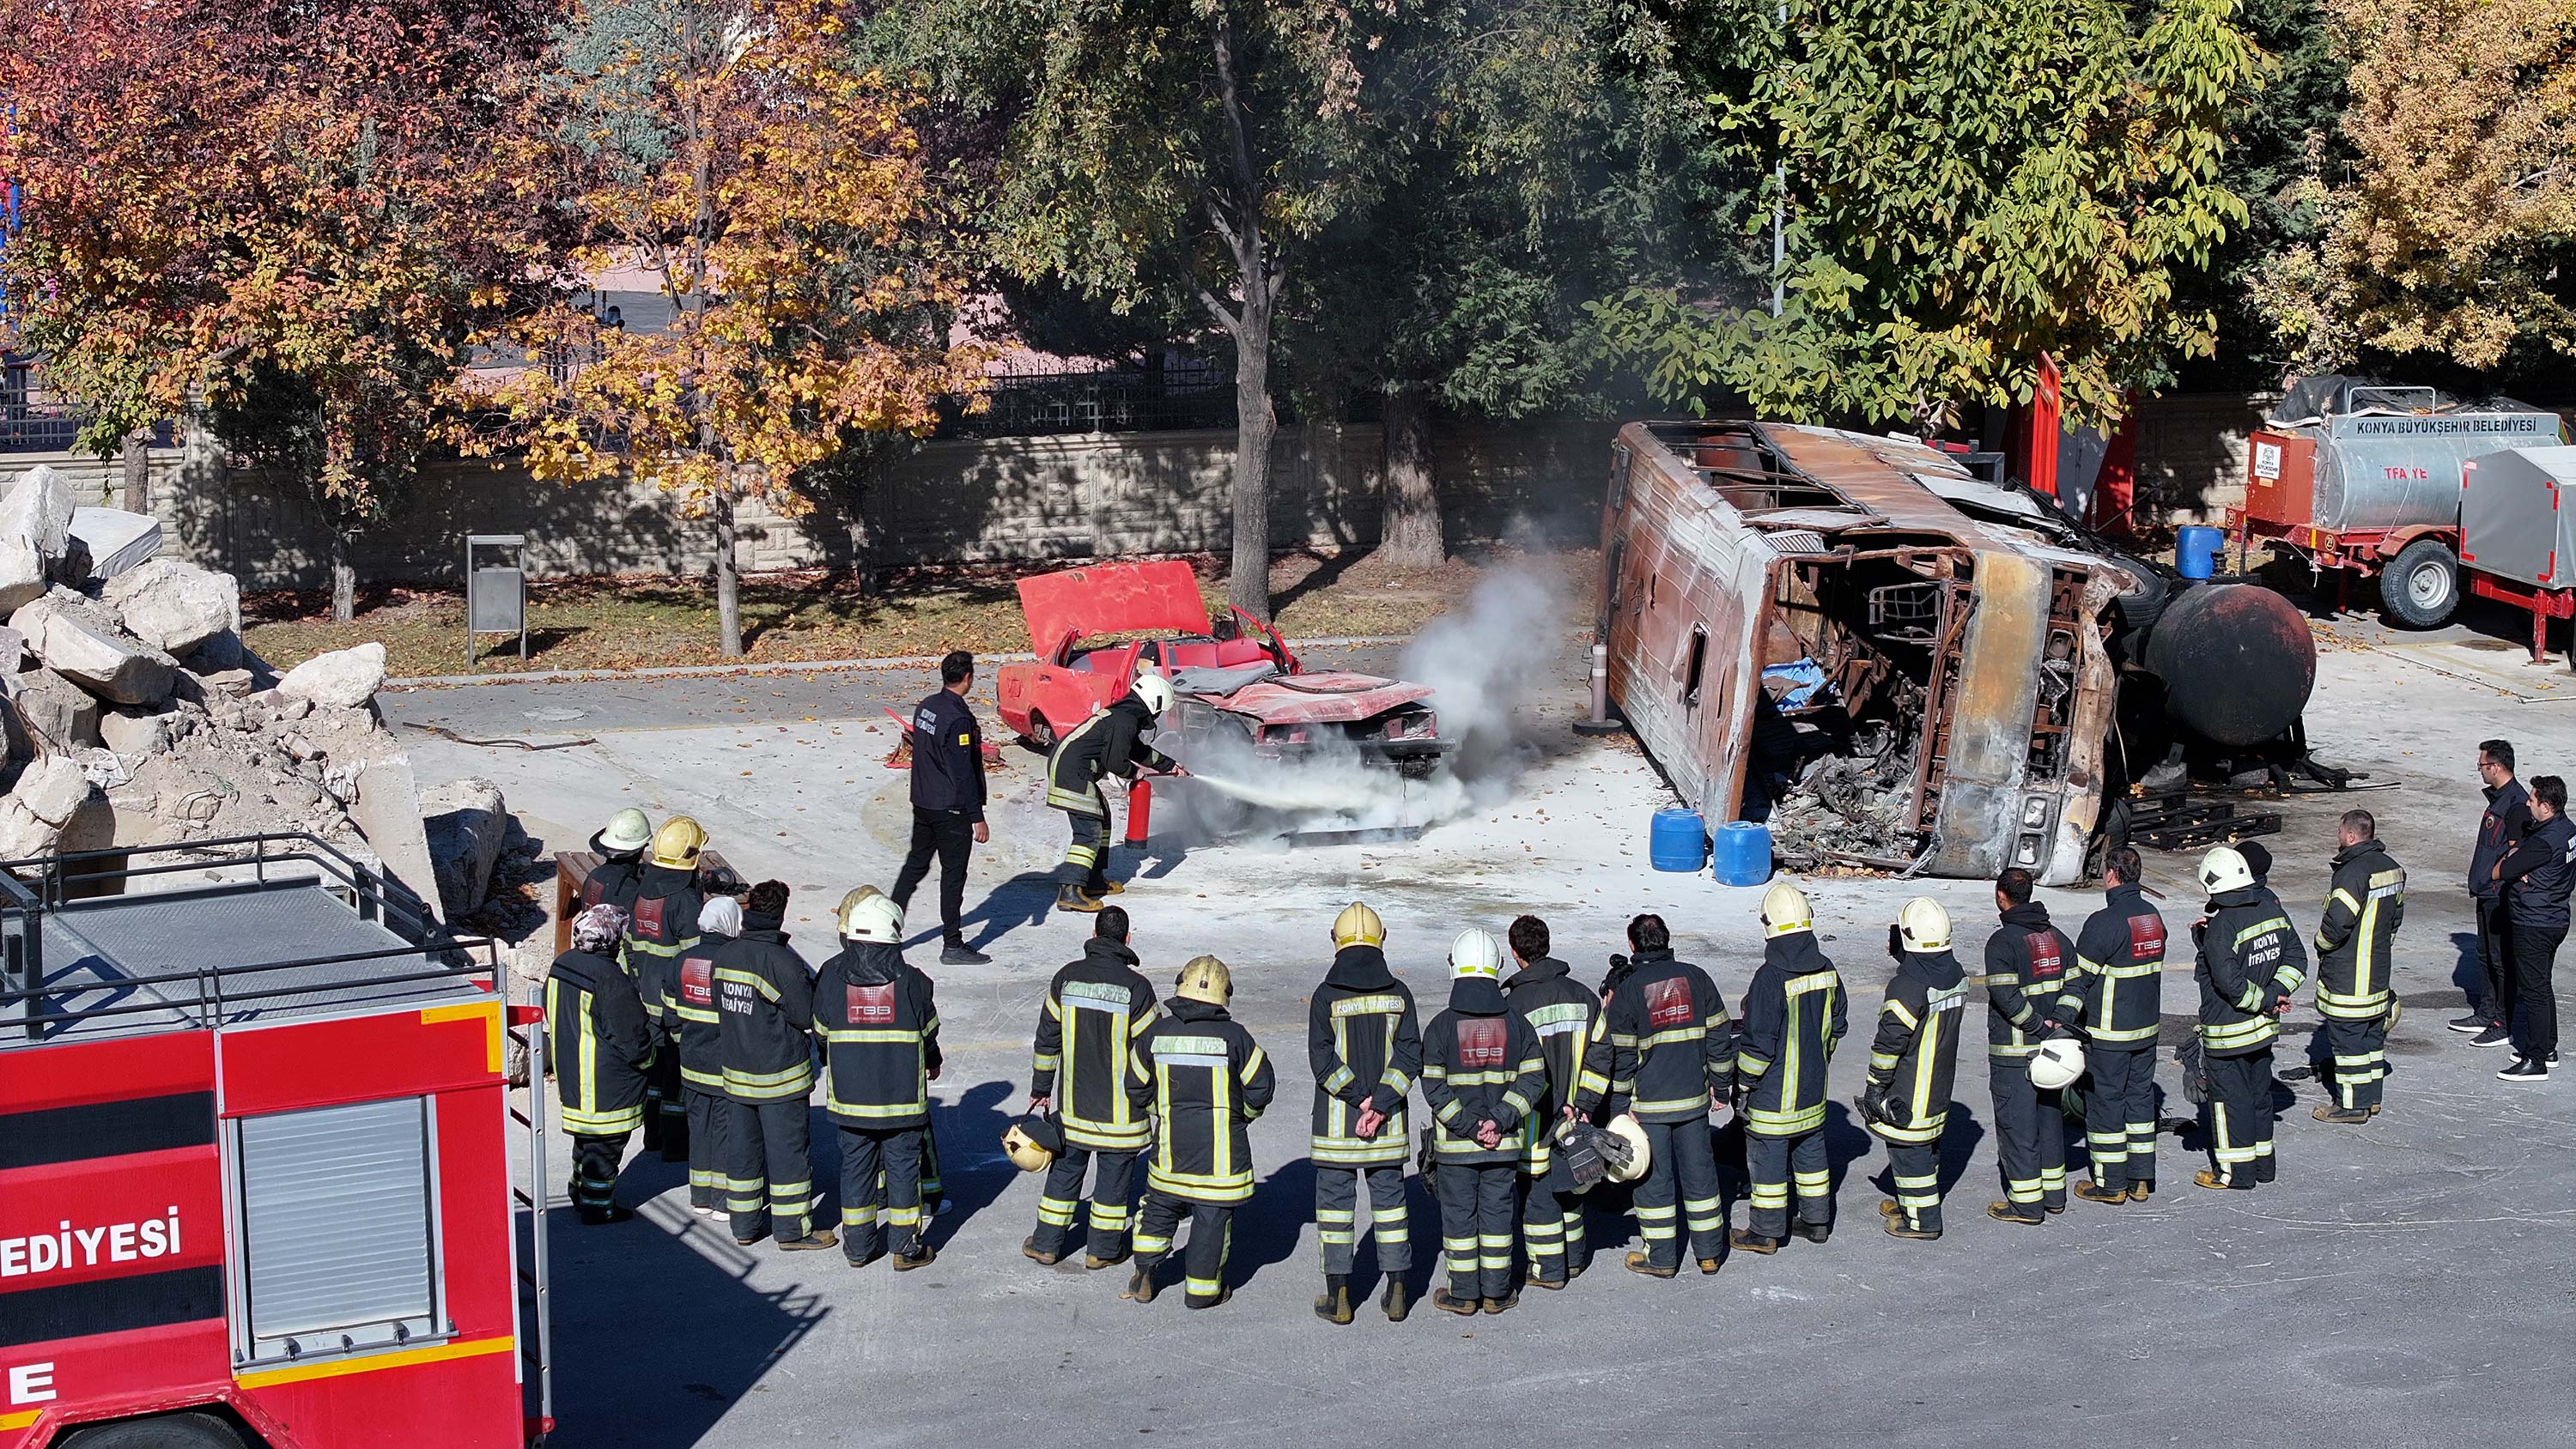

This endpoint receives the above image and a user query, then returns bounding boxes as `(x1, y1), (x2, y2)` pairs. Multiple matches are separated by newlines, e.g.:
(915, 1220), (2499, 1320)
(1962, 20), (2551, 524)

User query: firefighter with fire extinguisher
(714, 880), (836, 1251)
(813, 891), (943, 1270)
(626, 816), (708, 1160)
(549, 903), (655, 1225)
(1045, 673), (1187, 912)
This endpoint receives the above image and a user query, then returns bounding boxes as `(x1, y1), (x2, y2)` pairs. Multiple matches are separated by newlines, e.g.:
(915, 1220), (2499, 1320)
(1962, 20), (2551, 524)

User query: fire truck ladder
(507, 986), (556, 1447)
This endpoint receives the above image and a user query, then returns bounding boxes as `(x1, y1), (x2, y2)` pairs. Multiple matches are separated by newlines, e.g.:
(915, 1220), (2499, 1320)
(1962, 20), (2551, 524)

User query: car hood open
(1018, 561), (1213, 658)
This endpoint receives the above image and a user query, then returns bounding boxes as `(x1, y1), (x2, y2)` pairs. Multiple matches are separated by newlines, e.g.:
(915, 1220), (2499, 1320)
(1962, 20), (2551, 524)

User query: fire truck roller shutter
(234, 1096), (440, 1363)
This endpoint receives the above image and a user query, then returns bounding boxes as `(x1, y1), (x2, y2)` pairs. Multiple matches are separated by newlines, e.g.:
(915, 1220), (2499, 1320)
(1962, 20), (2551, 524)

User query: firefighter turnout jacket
(1577, 948), (1735, 1123)
(1128, 997), (1276, 1203)
(1737, 932), (1846, 1136)
(714, 915), (817, 1101)
(581, 841), (647, 914)
(1045, 695), (1176, 816)
(1984, 901), (2073, 1060)
(2196, 886), (2309, 1057)
(1864, 949), (1968, 1143)
(2057, 883), (2168, 1047)
(1308, 944), (1421, 1167)
(1421, 977), (1546, 1164)
(1033, 937), (1163, 1151)
(624, 863), (705, 1029)
(666, 936), (727, 1094)
(549, 949), (655, 1135)
(813, 941), (942, 1130)
(908, 687), (987, 822)
(1502, 955), (1601, 1174)
(2315, 839), (2406, 1022)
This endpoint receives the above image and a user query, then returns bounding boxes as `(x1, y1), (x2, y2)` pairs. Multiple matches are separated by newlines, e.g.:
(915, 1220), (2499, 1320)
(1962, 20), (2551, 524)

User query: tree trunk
(1228, 301), (1276, 618)
(713, 494), (743, 657)
(1376, 386), (1442, 568)
(328, 531), (356, 623)
(118, 427), (149, 513)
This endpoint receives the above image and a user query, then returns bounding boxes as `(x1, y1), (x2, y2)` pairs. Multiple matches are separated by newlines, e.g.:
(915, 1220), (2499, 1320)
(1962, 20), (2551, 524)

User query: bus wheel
(63, 1412), (252, 1449)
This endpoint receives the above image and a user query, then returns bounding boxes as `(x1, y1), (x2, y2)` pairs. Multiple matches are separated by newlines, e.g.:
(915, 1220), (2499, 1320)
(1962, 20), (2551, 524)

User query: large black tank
(2139, 581), (2318, 748)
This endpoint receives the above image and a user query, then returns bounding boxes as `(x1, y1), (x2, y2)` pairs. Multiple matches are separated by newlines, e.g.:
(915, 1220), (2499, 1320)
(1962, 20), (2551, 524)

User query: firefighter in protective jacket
(581, 809), (653, 913)
(1577, 912), (1735, 1277)
(2311, 810), (2405, 1122)
(2051, 847), (2168, 1203)
(2193, 846), (2309, 1191)
(1046, 674), (1184, 912)
(1500, 914), (1603, 1289)
(813, 892), (942, 1270)
(1307, 902), (1422, 1325)
(625, 815), (707, 1160)
(1734, 882), (1846, 1253)
(549, 904), (654, 1225)
(1420, 928), (1546, 1315)
(666, 895), (739, 1216)
(1861, 900), (1969, 1240)
(1125, 955), (1274, 1309)
(1981, 869), (2075, 1222)
(1026, 907), (1163, 1268)
(714, 880), (834, 1250)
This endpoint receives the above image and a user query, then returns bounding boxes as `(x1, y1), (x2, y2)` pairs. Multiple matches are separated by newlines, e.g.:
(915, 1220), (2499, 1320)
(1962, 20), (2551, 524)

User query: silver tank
(2312, 409), (2563, 530)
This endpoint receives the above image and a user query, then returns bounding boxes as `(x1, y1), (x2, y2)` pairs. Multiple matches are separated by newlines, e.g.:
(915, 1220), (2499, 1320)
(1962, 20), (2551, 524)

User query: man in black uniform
(1577, 912), (1735, 1276)
(1125, 955), (1275, 1310)
(1502, 913), (1603, 1289)
(1026, 906), (1162, 1268)
(1421, 928), (1546, 1315)
(2491, 774), (2573, 1082)
(2052, 848), (2168, 1203)
(892, 651), (992, 966)
(626, 816), (707, 1161)
(1307, 902), (1421, 1325)
(1045, 674), (1186, 912)
(714, 880), (835, 1250)
(2192, 846), (2306, 1190)
(667, 895), (739, 1216)
(1861, 900), (1969, 1240)
(580, 809), (653, 913)
(813, 892), (943, 1269)
(550, 904), (654, 1225)
(1982, 867), (2073, 1223)
(2458, 739), (2531, 1045)
(1733, 882), (1845, 1253)
(2311, 809), (2407, 1119)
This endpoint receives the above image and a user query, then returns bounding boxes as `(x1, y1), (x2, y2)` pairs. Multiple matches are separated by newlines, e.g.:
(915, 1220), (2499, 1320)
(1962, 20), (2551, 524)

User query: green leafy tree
(1593, 0), (2263, 433)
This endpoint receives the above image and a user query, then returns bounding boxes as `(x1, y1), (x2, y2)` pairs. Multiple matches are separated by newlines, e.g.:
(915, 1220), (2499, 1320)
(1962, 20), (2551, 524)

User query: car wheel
(1022, 712), (1055, 752)
(2378, 538), (2458, 628)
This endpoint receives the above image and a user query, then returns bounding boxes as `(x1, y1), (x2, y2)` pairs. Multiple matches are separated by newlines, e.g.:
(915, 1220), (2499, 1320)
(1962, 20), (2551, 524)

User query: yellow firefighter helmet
(1002, 1115), (1062, 1173)
(649, 815), (707, 870)
(1333, 901), (1386, 949)
(1176, 954), (1233, 1005)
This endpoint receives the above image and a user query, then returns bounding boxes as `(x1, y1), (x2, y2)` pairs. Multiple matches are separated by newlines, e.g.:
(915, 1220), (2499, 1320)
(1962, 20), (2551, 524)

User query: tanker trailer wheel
(2379, 538), (2460, 628)
(62, 1412), (252, 1449)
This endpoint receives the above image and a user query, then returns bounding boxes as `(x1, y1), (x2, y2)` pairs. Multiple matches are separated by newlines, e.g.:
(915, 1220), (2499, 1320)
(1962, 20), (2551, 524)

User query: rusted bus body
(1601, 421), (2133, 885)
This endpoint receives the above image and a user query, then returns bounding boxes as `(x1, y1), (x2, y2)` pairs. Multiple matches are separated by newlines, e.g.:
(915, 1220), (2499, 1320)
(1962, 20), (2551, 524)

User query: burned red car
(995, 561), (1453, 772)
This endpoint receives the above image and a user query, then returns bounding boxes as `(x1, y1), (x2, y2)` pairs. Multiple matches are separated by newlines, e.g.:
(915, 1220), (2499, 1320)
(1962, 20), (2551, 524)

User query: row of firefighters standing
(542, 807), (2407, 1313)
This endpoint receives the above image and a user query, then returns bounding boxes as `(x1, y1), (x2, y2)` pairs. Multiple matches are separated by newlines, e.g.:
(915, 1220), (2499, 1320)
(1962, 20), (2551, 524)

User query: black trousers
(892, 808), (975, 940)
(2476, 897), (2514, 1024)
(1056, 809), (1112, 894)
(1521, 1167), (1589, 1281)
(1884, 1137), (1941, 1233)
(1436, 1161), (1518, 1300)
(1315, 1161), (1411, 1276)
(2082, 1046), (2157, 1191)
(1133, 1191), (1232, 1305)
(683, 1085), (729, 1210)
(569, 1131), (629, 1220)
(645, 1039), (688, 1161)
(720, 1095), (815, 1242)
(837, 1124), (925, 1262)
(1990, 1060), (2069, 1206)
(1746, 1127), (1831, 1239)
(2203, 1048), (2276, 1187)
(2320, 1015), (2391, 1111)
(1636, 1119), (1726, 1265)
(1031, 1143), (1139, 1260)
(2511, 922), (2564, 1060)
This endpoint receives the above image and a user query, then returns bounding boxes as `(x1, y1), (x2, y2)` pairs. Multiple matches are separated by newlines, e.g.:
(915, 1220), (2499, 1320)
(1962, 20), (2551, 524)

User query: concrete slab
(406, 637), (2576, 1449)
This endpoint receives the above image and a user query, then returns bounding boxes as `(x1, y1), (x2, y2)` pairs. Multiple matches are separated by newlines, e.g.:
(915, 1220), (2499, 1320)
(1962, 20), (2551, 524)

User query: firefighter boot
(1054, 884), (1103, 914)
(1987, 1201), (2045, 1226)
(2075, 1181), (2129, 1204)
(579, 1204), (635, 1227)
(1728, 1228), (1783, 1256)
(777, 1228), (840, 1252)
(2312, 1105), (2371, 1125)
(1791, 1222), (1830, 1245)
(1125, 1258), (1161, 1304)
(1022, 1234), (1061, 1266)
(1696, 1256), (1723, 1276)
(2128, 1179), (2154, 1202)
(2193, 1169), (2252, 1191)
(1382, 1277), (1413, 1322)
(1482, 1289), (1520, 1315)
(1432, 1287), (1480, 1315)
(1625, 1251), (1679, 1278)
(1085, 1247), (1131, 1270)
(1882, 1217), (1941, 1242)
(1315, 1275), (1356, 1325)
(893, 1242), (937, 1271)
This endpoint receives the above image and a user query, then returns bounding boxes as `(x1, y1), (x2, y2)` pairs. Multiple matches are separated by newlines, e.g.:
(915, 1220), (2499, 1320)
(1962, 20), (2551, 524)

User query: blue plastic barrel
(1710, 820), (1774, 886)
(1649, 808), (1708, 872)
(2174, 525), (2224, 580)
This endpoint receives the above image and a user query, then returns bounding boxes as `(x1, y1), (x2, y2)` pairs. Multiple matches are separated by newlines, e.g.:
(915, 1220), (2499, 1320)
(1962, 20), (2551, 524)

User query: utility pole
(1771, 0), (1786, 318)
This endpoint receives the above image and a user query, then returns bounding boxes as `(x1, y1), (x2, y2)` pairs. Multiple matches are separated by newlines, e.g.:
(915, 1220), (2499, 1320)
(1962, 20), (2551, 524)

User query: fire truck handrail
(0, 937), (503, 1028)
(2, 830), (436, 940)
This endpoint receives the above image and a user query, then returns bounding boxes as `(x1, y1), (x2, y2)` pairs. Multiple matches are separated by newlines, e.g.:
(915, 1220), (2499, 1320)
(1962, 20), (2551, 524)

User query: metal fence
(939, 359), (1238, 439)
(1, 356), (82, 453)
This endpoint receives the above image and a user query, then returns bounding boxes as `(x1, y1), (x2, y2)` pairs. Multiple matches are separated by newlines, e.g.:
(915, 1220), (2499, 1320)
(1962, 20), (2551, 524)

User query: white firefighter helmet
(1176, 954), (1232, 1005)
(1449, 927), (1504, 980)
(1001, 1115), (1061, 1173)
(1131, 671), (1175, 717)
(2198, 845), (2254, 897)
(1332, 901), (1386, 949)
(840, 890), (903, 943)
(1898, 897), (1952, 952)
(1605, 1113), (1652, 1184)
(598, 808), (653, 854)
(2029, 1037), (2087, 1091)
(1761, 880), (1814, 938)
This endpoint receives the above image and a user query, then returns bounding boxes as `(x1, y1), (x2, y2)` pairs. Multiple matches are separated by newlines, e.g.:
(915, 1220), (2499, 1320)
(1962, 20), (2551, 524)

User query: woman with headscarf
(549, 903), (656, 1225)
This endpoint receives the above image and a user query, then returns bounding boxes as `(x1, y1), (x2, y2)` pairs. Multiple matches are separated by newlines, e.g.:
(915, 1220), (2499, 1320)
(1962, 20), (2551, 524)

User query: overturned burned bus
(1600, 421), (2313, 886)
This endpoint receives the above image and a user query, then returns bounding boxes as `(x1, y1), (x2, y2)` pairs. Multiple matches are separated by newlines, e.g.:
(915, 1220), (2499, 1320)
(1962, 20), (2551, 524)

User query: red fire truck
(0, 834), (552, 1449)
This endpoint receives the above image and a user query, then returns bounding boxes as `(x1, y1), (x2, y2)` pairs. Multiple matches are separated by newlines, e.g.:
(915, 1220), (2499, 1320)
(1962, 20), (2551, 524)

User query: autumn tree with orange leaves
(488, 0), (982, 657)
(0, 0), (570, 620)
